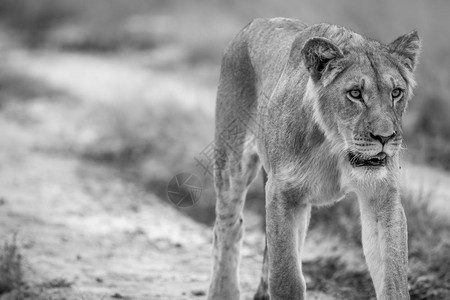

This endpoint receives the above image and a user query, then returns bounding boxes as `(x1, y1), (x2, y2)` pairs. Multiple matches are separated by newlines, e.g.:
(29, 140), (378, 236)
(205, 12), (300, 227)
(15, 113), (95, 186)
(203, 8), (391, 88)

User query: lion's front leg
(266, 179), (310, 300)
(358, 188), (410, 300)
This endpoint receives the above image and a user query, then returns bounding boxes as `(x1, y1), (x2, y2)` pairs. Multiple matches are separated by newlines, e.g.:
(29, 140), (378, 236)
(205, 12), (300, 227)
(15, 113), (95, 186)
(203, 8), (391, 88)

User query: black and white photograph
(0, 1), (448, 299)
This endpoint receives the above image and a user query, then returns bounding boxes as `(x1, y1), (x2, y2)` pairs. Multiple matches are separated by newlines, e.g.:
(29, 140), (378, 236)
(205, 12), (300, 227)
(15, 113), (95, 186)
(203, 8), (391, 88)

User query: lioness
(208, 18), (420, 300)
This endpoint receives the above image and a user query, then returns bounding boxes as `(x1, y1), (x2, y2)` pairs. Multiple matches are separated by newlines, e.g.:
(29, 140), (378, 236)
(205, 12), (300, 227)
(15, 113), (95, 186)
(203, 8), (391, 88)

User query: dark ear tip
(389, 30), (421, 71)
(410, 30), (420, 40)
(404, 30), (421, 45)
(390, 30), (421, 49)
(408, 30), (422, 50)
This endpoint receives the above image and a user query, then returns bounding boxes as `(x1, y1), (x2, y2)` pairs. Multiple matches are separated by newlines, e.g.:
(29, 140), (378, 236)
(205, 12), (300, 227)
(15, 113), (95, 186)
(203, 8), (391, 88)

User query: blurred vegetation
(80, 99), (214, 221)
(0, 0), (77, 47)
(0, 67), (61, 105)
(406, 94), (450, 169)
(402, 187), (450, 299)
(1, 0), (447, 165)
(0, 236), (23, 296)
(304, 255), (376, 300)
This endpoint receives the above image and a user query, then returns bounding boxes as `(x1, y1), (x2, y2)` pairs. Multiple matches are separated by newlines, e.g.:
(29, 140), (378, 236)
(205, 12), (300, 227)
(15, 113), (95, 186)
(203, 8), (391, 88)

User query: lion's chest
(309, 159), (351, 205)
(277, 149), (352, 206)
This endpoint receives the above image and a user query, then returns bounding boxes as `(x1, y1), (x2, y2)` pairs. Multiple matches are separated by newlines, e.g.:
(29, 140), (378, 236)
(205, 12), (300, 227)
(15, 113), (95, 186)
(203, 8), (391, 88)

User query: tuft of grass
(40, 278), (73, 289)
(0, 236), (23, 295)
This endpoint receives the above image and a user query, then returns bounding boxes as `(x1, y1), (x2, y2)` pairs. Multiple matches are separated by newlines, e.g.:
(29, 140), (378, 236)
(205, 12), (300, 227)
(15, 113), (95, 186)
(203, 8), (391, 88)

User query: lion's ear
(388, 30), (421, 71)
(301, 37), (343, 81)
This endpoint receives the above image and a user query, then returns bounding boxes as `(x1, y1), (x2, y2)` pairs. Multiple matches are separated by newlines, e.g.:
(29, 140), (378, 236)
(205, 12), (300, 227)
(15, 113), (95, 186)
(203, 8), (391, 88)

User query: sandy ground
(0, 135), (263, 299)
(0, 51), (338, 299)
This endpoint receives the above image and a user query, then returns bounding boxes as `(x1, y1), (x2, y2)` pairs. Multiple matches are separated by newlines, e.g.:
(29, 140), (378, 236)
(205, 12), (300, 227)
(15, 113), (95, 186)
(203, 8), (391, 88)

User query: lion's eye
(347, 89), (362, 101)
(391, 88), (403, 100)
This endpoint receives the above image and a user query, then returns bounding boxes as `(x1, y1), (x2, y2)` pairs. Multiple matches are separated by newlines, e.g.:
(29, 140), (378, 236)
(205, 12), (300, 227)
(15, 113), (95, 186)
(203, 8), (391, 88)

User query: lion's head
(301, 26), (421, 170)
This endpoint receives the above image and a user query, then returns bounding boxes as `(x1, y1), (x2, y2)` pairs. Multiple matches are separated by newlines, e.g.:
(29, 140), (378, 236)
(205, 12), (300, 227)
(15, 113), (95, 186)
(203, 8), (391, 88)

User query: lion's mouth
(348, 152), (387, 167)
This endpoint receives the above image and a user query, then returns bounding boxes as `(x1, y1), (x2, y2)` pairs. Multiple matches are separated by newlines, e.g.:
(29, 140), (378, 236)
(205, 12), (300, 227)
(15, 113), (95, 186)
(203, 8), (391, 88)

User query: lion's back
(245, 18), (308, 88)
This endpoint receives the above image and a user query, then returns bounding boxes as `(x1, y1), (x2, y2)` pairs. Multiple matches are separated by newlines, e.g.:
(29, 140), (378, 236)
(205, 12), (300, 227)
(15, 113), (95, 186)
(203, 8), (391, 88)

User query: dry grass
(0, 236), (23, 296)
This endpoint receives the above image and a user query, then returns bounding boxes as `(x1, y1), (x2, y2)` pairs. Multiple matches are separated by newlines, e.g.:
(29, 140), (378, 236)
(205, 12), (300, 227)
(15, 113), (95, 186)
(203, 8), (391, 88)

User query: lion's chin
(348, 152), (387, 168)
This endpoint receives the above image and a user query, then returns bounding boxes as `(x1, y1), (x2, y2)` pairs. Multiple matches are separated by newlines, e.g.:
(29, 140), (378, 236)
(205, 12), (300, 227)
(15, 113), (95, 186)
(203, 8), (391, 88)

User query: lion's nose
(369, 131), (396, 145)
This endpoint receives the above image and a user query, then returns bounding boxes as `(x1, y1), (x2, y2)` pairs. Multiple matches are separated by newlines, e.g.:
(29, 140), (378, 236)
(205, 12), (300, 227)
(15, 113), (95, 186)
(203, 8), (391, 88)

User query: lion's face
(302, 32), (420, 169)
(321, 53), (410, 167)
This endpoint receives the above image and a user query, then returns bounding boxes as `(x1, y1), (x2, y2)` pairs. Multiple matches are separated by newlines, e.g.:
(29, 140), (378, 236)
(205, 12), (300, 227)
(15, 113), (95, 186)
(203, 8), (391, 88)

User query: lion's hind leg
(207, 138), (261, 300)
(207, 26), (260, 299)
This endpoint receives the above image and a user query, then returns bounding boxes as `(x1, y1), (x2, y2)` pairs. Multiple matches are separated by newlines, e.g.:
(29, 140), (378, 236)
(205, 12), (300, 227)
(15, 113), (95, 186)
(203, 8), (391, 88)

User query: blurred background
(0, 0), (449, 299)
